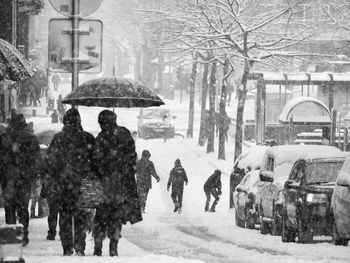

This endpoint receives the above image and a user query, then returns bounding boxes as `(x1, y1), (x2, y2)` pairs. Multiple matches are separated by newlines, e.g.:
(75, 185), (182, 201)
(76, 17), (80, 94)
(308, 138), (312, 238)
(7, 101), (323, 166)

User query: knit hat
(63, 108), (81, 126)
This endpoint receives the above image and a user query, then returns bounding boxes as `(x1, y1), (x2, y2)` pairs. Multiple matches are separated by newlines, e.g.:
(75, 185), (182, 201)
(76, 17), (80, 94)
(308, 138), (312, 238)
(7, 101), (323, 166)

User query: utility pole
(71, 0), (80, 91)
(12, 0), (17, 46)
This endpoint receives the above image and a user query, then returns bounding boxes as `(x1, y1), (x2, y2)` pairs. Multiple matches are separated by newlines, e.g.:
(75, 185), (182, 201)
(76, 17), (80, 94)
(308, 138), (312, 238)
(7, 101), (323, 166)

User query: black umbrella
(0, 38), (33, 81)
(62, 77), (165, 108)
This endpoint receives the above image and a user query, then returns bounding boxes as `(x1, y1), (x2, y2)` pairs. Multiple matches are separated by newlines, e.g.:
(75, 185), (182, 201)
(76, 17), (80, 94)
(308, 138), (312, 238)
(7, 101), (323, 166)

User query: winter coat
(93, 124), (142, 225)
(136, 158), (159, 191)
(47, 125), (95, 208)
(204, 173), (222, 193)
(0, 115), (40, 201)
(167, 165), (188, 192)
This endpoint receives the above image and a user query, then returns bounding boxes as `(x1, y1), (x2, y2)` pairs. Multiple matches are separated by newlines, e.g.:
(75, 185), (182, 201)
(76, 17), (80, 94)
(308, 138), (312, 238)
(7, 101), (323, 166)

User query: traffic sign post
(48, 0), (103, 91)
(48, 19), (103, 73)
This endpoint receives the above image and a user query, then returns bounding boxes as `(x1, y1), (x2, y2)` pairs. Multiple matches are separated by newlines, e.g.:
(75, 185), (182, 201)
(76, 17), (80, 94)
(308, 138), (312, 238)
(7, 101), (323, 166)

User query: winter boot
(46, 231), (56, 241)
(23, 231), (29, 246)
(93, 241), (103, 256)
(109, 239), (119, 257)
(205, 204), (209, 212)
(63, 248), (73, 256)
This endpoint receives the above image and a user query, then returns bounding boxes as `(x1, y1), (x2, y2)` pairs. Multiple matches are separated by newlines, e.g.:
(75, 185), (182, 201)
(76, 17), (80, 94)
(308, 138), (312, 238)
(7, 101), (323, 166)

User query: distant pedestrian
(47, 108), (95, 256)
(167, 159), (188, 213)
(51, 109), (58, 123)
(92, 110), (142, 257)
(57, 94), (66, 123)
(0, 114), (41, 246)
(204, 169), (222, 212)
(136, 150), (160, 213)
(52, 73), (61, 91)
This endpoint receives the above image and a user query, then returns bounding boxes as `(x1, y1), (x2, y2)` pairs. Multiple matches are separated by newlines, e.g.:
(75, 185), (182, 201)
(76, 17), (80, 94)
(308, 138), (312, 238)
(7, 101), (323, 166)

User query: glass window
(305, 161), (344, 184)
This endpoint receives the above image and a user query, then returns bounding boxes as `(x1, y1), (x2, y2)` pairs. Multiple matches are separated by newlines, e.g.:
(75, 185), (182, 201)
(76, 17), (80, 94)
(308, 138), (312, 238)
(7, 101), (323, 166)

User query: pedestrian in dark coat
(92, 110), (142, 257)
(136, 149), (160, 213)
(204, 169), (222, 212)
(0, 114), (41, 246)
(167, 159), (188, 213)
(47, 108), (95, 256)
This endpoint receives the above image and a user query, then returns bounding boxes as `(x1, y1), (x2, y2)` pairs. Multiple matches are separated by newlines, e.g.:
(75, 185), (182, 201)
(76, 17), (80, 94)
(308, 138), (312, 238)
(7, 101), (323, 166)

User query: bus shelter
(248, 72), (350, 144)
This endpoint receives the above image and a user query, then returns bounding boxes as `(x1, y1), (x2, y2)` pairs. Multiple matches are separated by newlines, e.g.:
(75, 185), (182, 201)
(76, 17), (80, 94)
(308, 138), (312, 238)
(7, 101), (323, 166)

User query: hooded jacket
(93, 110), (142, 225)
(167, 159), (188, 191)
(136, 150), (159, 191)
(47, 109), (95, 207)
(0, 114), (40, 199)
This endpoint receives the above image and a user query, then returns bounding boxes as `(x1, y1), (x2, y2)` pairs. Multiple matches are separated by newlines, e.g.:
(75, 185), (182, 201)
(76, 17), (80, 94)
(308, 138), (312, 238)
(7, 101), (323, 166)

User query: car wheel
(271, 205), (282, 236)
(235, 209), (245, 228)
(259, 203), (270, 235)
(244, 206), (255, 229)
(297, 218), (313, 244)
(332, 221), (349, 246)
(281, 209), (295, 243)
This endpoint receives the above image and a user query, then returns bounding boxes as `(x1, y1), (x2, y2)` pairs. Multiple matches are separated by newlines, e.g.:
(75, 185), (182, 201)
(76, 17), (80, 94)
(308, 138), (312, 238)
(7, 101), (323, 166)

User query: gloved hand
(218, 191), (222, 196)
(185, 181), (188, 185)
(157, 178), (160, 183)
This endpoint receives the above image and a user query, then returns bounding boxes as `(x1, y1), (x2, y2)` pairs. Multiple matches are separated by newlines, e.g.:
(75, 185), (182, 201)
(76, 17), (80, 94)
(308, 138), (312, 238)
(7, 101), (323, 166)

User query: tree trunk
(141, 38), (154, 89)
(234, 60), (251, 161)
(207, 61), (217, 153)
(198, 62), (209, 146)
(187, 52), (198, 138)
(157, 53), (165, 95)
(218, 59), (230, 160)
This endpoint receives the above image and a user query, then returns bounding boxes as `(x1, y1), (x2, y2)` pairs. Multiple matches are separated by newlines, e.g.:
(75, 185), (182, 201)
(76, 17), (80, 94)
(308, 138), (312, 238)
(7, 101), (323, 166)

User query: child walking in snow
(167, 159), (188, 213)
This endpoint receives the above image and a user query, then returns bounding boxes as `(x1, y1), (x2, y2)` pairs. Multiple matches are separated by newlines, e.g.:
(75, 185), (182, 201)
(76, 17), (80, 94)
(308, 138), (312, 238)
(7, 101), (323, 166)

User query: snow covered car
(230, 145), (268, 208)
(233, 170), (260, 229)
(332, 153), (350, 246)
(280, 151), (346, 243)
(257, 145), (343, 236)
(137, 108), (176, 139)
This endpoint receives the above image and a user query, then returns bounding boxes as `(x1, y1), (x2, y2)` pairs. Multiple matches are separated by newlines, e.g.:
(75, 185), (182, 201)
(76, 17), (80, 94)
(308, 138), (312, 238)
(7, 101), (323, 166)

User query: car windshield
(305, 161), (344, 184)
(142, 109), (170, 119)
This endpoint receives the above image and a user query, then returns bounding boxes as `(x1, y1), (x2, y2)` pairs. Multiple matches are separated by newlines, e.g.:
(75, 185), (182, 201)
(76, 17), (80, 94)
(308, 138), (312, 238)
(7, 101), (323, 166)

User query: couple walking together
(46, 108), (142, 256)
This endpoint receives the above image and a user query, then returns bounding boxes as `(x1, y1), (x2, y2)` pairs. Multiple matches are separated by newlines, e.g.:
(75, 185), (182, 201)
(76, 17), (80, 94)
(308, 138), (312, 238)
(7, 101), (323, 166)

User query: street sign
(49, 0), (103, 17)
(48, 18), (103, 73)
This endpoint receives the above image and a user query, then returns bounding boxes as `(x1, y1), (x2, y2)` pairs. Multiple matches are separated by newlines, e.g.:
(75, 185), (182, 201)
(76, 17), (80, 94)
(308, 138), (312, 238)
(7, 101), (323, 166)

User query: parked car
(230, 145), (268, 208)
(257, 145), (343, 236)
(233, 170), (260, 229)
(280, 151), (346, 243)
(137, 107), (176, 139)
(332, 153), (350, 246)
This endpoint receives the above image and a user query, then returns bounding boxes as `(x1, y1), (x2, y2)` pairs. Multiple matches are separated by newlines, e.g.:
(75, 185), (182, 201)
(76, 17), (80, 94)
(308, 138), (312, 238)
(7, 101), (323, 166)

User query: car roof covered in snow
(263, 145), (343, 167)
(236, 145), (269, 170)
(299, 151), (347, 162)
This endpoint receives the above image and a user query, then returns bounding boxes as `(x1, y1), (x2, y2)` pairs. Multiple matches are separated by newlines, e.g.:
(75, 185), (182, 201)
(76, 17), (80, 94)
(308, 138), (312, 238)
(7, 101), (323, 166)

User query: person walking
(0, 114), (41, 246)
(136, 150), (160, 213)
(47, 108), (95, 256)
(204, 169), (222, 212)
(57, 94), (66, 123)
(52, 73), (61, 91)
(167, 159), (188, 213)
(92, 110), (142, 257)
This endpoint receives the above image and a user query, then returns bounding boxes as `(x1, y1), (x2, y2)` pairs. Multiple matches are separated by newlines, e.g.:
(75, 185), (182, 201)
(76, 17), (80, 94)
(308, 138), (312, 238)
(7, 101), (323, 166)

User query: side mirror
(259, 171), (274, 182)
(337, 171), (350, 187)
(236, 185), (248, 193)
(284, 180), (293, 189)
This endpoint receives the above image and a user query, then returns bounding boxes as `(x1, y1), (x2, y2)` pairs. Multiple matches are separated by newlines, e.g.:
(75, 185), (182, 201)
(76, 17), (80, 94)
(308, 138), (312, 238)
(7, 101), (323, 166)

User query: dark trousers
(93, 204), (123, 256)
(59, 206), (87, 253)
(171, 187), (184, 208)
(47, 199), (59, 236)
(205, 188), (220, 212)
(137, 188), (149, 212)
(4, 191), (30, 236)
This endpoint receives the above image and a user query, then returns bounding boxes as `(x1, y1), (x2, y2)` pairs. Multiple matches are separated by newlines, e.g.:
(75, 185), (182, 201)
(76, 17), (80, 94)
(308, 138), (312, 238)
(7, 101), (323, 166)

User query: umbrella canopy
(62, 77), (165, 108)
(0, 38), (33, 81)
